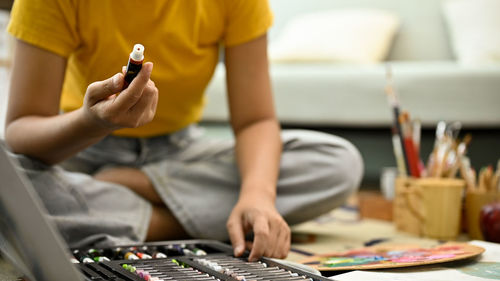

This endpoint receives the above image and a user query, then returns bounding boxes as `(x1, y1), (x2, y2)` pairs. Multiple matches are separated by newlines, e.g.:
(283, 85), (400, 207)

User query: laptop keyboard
(72, 240), (330, 281)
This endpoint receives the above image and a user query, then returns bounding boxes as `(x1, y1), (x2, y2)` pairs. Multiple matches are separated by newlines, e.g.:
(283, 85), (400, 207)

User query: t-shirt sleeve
(223, 0), (273, 47)
(7, 0), (80, 58)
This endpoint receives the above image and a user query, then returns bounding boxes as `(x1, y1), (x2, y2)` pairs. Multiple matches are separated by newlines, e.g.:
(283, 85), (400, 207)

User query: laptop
(0, 144), (330, 281)
(0, 143), (84, 280)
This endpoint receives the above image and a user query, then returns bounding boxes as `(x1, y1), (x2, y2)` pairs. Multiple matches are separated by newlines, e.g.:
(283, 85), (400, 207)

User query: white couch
(202, 0), (500, 128)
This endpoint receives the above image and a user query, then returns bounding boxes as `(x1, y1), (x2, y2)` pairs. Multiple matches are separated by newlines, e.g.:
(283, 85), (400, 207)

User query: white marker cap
(130, 44), (144, 61)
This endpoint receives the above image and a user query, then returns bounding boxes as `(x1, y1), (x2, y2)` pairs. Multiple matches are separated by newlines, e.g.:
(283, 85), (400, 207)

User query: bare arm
(5, 40), (158, 165)
(225, 34), (290, 261)
(6, 40), (104, 164)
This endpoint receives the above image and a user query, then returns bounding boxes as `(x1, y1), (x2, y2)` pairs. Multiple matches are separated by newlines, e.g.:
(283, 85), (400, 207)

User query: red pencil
(400, 112), (421, 178)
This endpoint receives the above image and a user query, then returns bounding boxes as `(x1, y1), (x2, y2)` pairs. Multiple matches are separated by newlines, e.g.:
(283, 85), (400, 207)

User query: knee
(284, 130), (364, 198)
(329, 136), (364, 198)
(279, 131), (364, 224)
(316, 132), (363, 198)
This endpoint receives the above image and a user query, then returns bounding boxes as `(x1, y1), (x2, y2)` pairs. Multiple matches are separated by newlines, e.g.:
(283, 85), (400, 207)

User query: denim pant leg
(8, 148), (152, 248)
(143, 129), (363, 240)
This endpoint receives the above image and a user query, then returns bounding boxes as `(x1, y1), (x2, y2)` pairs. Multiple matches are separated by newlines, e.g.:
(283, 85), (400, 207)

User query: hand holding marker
(82, 43), (157, 131)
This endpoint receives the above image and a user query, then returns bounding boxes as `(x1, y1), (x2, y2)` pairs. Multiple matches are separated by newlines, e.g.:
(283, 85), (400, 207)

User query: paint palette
(300, 243), (484, 271)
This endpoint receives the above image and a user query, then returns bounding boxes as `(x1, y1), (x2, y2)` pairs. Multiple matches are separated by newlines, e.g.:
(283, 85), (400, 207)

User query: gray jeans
(13, 126), (363, 247)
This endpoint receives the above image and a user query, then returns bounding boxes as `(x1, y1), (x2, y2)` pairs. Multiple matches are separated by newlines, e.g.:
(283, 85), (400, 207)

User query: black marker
(124, 43), (145, 88)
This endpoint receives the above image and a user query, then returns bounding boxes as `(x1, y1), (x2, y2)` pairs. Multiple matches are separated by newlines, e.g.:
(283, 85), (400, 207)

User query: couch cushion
(269, 9), (400, 63)
(202, 62), (500, 127)
(443, 0), (500, 64)
(268, 0), (454, 61)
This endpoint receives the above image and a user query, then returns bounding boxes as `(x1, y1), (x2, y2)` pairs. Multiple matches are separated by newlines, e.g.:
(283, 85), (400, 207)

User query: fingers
(272, 221), (291, 259)
(245, 241), (253, 252)
(128, 80), (158, 125)
(149, 82), (159, 115)
(226, 215), (246, 257)
(249, 215), (290, 261)
(248, 216), (269, 261)
(227, 204), (290, 262)
(283, 226), (291, 258)
(86, 73), (124, 105)
(84, 62), (158, 130)
(115, 62), (153, 110)
(129, 62), (153, 92)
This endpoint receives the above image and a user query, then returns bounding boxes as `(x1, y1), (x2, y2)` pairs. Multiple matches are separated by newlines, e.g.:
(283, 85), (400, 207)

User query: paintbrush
(385, 64), (409, 176)
(460, 157), (475, 192)
(448, 134), (472, 178)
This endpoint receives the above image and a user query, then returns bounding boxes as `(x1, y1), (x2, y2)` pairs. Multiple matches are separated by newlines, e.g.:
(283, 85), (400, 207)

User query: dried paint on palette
(301, 243), (485, 271)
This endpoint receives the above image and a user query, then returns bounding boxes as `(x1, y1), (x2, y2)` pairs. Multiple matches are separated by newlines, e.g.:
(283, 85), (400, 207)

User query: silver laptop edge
(0, 145), (83, 281)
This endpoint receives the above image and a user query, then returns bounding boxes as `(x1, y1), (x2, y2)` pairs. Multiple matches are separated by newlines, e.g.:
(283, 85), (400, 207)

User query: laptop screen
(0, 145), (84, 281)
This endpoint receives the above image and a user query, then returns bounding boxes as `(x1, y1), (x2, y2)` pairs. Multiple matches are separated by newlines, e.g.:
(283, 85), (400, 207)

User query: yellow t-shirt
(7, 0), (273, 137)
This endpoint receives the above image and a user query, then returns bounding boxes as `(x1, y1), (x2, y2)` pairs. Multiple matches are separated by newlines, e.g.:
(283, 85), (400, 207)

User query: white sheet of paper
(470, 240), (500, 262)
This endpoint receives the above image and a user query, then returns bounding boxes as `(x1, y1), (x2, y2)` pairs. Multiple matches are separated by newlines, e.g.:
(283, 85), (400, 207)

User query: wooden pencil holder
(393, 177), (423, 236)
(393, 177), (465, 239)
(465, 190), (500, 240)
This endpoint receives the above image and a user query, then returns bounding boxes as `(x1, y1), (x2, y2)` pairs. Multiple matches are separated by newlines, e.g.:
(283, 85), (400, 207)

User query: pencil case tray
(72, 239), (331, 281)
